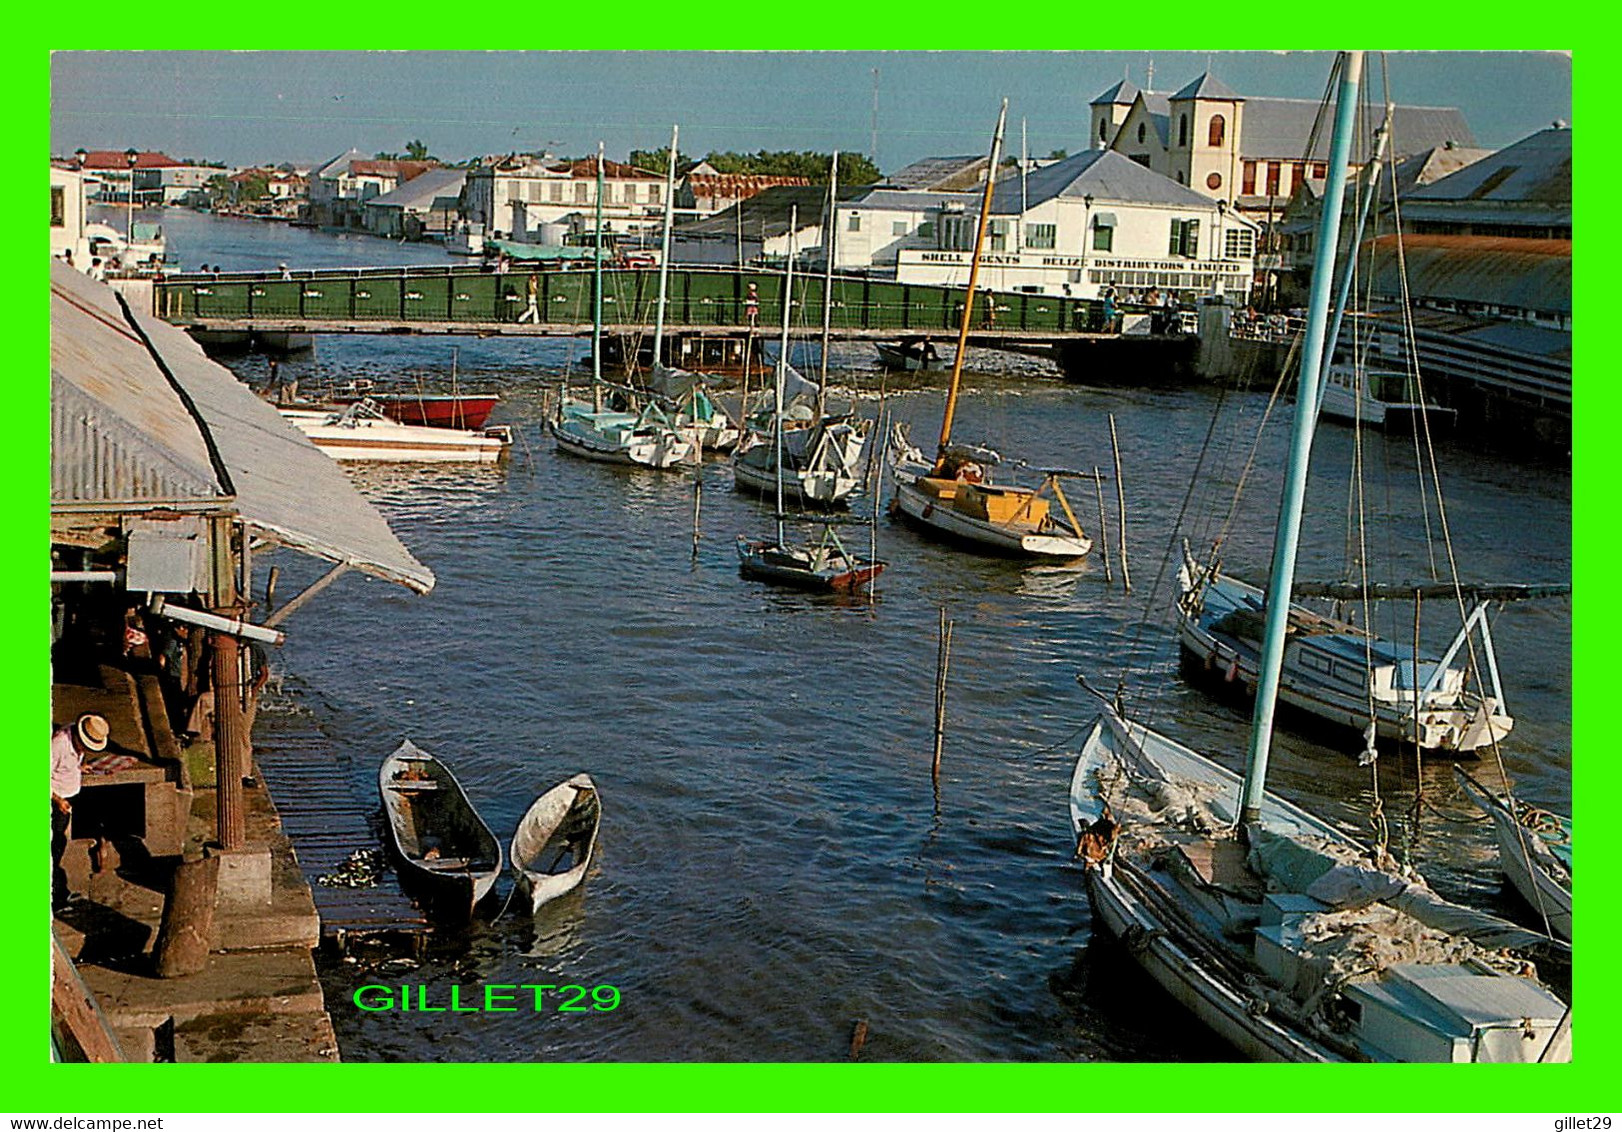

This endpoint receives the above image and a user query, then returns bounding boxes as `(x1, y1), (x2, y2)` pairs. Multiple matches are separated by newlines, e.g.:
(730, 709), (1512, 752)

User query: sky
(50, 51), (1571, 173)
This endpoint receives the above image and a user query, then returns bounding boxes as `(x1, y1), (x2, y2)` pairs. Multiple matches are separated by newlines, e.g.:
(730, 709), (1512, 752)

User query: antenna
(1146, 58), (1155, 92)
(870, 67), (880, 164)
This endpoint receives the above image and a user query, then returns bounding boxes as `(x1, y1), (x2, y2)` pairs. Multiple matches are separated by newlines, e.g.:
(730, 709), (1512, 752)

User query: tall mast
(935, 99), (1007, 465)
(774, 206), (798, 546)
(592, 140), (605, 413)
(816, 150), (839, 423)
(1320, 101), (1393, 409)
(652, 124), (679, 372)
(1239, 51), (1365, 825)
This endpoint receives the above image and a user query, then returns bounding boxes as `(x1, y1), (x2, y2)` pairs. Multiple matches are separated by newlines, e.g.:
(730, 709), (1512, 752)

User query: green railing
(154, 265), (1107, 335)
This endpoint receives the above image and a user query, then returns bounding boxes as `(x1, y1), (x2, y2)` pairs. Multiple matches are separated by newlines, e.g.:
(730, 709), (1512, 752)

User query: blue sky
(51, 51), (1570, 171)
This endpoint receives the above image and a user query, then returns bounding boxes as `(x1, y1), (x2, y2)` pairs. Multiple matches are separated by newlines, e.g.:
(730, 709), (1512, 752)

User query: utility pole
(870, 67), (880, 165)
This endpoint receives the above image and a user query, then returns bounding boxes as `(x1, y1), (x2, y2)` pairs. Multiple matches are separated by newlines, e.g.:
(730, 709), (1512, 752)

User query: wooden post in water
(1092, 465), (1113, 585)
(692, 446), (704, 560)
(932, 607), (954, 787)
(264, 565), (279, 611)
(1108, 414), (1131, 593)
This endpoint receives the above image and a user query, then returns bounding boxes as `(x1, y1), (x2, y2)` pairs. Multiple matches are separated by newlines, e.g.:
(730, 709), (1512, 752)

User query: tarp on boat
(51, 260), (435, 594)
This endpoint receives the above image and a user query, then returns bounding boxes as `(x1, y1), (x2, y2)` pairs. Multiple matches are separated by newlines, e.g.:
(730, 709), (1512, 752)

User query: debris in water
(317, 848), (386, 888)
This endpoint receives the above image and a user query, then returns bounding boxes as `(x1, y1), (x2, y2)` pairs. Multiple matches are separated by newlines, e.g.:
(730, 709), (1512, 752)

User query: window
(1242, 162), (1256, 195)
(1265, 162), (1281, 195)
(51, 185), (64, 227)
(1207, 172), (1222, 191)
(575, 182), (588, 203)
(550, 182), (563, 202)
(1312, 162), (1327, 179)
(1027, 222), (1056, 250)
(848, 213), (861, 232)
(1178, 114), (1188, 147)
(892, 220), (909, 236)
(988, 219), (1008, 252)
(1137, 123), (1146, 144)
(918, 221), (934, 239)
(1129, 153), (1152, 169)
(1176, 171), (1185, 184)
(1169, 218), (1200, 258)
(1209, 115), (1226, 147)
(1223, 228), (1254, 259)
(1292, 163), (1307, 191)
(1092, 223), (1113, 252)
(1099, 119), (1108, 142)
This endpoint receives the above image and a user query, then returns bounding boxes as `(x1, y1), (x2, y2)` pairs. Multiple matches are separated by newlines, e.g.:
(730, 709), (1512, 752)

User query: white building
(308, 150), (438, 226)
(831, 189), (978, 272)
(51, 165), (90, 262)
(463, 154), (665, 242)
(895, 149), (1258, 301)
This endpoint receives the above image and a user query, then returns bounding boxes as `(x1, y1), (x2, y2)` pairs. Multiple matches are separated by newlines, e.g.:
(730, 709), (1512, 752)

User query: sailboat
(1067, 54), (1570, 1063)
(644, 124), (742, 454)
(550, 141), (697, 469)
(888, 102), (1092, 560)
(737, 206), (886, 594)
(731, 152), (870, 509)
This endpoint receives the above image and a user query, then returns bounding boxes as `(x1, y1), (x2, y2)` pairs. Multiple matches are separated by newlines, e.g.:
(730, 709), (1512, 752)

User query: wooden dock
(252, 721), (431, 956)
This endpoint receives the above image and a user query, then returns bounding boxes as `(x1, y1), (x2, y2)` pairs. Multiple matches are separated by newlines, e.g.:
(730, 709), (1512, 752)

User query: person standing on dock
(52, 713), (108, 912)
(745, 283), (760, 328)
(519, 273), (540, 323)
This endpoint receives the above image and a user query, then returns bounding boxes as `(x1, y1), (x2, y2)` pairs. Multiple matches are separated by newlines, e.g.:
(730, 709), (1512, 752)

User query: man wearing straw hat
(52, 713), (108, 912)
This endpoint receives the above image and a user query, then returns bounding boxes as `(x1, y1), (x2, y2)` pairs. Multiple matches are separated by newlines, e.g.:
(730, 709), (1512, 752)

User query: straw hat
(75, 713), (109, 753)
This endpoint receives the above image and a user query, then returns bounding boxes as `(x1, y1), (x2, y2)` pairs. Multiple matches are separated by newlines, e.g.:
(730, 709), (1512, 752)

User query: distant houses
(462, 153), (665, 243)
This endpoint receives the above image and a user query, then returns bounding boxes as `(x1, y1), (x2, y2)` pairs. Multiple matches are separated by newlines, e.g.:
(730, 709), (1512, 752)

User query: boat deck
(253, 724), (431, 957)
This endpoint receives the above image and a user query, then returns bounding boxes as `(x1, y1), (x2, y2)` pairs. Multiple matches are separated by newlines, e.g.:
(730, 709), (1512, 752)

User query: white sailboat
(1456, 766), (1572, 942)
(1068, 54), (1570, 1063)
(551, 141), (697, 469)
(888, 101), (1092, 560)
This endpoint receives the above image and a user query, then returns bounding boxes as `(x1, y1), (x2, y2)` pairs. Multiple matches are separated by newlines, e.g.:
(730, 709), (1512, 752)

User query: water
(165, 212), (1571, 1062)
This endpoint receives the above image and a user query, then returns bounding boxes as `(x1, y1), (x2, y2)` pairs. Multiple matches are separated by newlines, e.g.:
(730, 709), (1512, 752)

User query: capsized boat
(280, 401), (512, 463)
(886, 101), (1091, 562)
(510, 774), (601, 914)
(1455, 767), (1572, 941)
(1069, 53), (1569, 1063)
(379, 740), (503, 922)
(1175, 559), (1515, 755)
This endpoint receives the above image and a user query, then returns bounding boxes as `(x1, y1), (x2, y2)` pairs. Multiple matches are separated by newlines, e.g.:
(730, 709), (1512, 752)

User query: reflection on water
(175, 212), (1571, 1061)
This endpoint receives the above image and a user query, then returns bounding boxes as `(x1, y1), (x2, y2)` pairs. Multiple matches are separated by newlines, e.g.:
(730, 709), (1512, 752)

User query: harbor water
(153, 208), (1572, 1062)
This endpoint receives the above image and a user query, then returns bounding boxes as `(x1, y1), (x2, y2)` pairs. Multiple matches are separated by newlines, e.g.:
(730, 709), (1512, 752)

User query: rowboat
(736, 533), (885, 593)
(379, 740), (503, 921)
(1456, 767), (1572, 941)
(510, 774), (601, 913)
(333, 391), (501, 431)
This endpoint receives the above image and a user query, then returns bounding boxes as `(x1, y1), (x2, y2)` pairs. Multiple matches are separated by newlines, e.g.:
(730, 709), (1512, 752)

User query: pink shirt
(51, 727), (82, 801)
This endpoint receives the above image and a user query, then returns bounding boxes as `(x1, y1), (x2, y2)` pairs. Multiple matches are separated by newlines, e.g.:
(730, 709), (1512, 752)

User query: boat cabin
(1289, 633), (1466, 706)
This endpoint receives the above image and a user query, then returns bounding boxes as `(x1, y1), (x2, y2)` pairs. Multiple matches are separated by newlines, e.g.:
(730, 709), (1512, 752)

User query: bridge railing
(154, 265), (1107, 335)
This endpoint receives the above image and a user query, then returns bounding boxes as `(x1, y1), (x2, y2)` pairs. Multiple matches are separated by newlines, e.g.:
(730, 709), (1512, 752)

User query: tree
(696, 150), (880, 185)
(1047, 148), (1069, 161)
(628, 147), (691, 176)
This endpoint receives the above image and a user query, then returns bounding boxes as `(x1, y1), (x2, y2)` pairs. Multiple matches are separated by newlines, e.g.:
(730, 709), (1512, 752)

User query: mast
(652, 124), (679, 372)
(1240, 51), (1365, 825)
(592, 140), (605, 413)
(935, 99), (1007, 467)
(774, 206), (798, 546)
(1319, 101), (1393, 409)
(816, 150), (839, 423)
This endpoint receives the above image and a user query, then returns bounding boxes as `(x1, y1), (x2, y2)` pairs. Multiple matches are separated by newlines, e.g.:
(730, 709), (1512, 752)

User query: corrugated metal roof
(992, 149), (1248, 214)
(1365, 233), (1570, 316)
(1408, 126), (1570, 205)
(843, 188), (977, 213)
(52, 262), (434, 593)
(884, 155), (987, 191)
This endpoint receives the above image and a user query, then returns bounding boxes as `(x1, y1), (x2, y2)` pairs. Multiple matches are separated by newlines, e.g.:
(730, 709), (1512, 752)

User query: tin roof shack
(50, 260), (433, 1059)
(361, 166), (468, 240)
(670, 184), (841, 266)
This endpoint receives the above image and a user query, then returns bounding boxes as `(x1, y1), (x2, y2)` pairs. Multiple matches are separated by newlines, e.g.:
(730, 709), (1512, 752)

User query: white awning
(51, 261), (434, 594)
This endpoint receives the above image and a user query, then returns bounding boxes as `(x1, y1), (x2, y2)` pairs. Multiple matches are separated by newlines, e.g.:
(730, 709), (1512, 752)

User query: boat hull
(891, 476), (1091, 559)
(549, 413), (696, 468)
(280, 409), (511, 463)
(736, 537), (885, 593)
(333, 394), (501, 431)
(379, 741), (503, 922)
(511, 774), (600, 914)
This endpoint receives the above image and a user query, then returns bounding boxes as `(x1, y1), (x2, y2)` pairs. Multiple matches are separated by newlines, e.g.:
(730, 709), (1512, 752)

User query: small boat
(363, 392), (502, 431)
(875, 339), (943, 372)
(1319, 364), (1456, 429)
(379, 740), (503, 921)
(280, 401), (512, 463)
(885, 102), (1092, 562)
(736, 530), (885, 593)
(1456, 767), (1572, 941)
(732, 414), (868, 507)
(1176, 557), (1516, 755)
(510, 774), (601, 913)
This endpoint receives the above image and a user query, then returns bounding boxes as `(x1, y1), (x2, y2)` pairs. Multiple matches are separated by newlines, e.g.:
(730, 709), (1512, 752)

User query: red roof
(685, 174), (810, 200)
(348, 160), (437, 182)
(551, 157), (661, 180)
(75, 149), (183, 170)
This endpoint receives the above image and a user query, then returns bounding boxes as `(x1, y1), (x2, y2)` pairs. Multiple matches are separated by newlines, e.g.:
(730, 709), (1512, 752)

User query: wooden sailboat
(510, 773), (601, 914)
(888, 101), (1092, 560)
(1069, 54), (1570, 1063)
(379, 740), (503, 922)
(550, 141), (697, 469)
(737, 205), (886, 594)
(1456, 767), (1572, 941)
